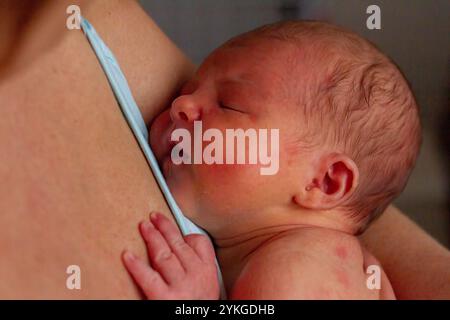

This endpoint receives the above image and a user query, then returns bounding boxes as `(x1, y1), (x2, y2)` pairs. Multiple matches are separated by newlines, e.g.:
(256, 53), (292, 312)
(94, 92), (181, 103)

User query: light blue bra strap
(80, 17), (201, 236)
(80, 17), (226, 299)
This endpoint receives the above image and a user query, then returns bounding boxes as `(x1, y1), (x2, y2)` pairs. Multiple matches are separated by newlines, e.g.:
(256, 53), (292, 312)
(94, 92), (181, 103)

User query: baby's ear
(293, 153), (359, 210)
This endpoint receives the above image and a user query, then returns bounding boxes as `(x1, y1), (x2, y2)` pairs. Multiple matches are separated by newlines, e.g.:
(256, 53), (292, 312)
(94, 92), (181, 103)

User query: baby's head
(150, 21), (421, 236)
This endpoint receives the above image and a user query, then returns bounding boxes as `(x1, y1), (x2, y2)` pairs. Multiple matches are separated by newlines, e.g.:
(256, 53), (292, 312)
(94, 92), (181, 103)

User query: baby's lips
(149, 110), (171, 149)
(150, 127), (172, 162)
(163, 128), (177, 156)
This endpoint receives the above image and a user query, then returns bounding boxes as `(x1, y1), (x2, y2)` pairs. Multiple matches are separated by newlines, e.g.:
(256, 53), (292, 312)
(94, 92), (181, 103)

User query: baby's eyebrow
(219, 75), (255, 87)
(225, 75), (272, 101)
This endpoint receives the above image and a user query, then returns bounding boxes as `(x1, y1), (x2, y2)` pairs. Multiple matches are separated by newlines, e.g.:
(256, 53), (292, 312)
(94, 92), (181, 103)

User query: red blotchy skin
(335, 246), (348, 260)
(334, 268), (350, 289)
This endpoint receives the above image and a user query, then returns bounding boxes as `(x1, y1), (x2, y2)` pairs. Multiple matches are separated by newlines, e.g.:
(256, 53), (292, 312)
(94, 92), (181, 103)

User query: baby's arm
(122, 212), (219, 299)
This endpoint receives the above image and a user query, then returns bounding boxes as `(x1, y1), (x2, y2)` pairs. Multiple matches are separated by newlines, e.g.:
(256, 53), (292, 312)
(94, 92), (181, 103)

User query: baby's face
(150, 39), (313, 232)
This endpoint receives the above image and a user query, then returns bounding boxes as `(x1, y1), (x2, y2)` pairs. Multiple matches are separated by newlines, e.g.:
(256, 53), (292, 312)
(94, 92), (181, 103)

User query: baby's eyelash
(219, 103), (245, 113)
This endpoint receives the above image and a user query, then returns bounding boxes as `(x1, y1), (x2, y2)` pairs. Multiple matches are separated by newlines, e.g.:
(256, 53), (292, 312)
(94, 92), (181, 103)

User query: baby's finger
(150, 212), (197, 268)
(140, 220), (185, 284)
(122, 251), (168, 299)
(184, 233), (217, 264)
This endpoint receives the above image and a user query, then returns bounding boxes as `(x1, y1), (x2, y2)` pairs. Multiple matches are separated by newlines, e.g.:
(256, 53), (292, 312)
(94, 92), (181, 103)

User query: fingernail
(124, 251), (135, 261)
(141, 220), (153, 231)
(150, 212), (160, 222)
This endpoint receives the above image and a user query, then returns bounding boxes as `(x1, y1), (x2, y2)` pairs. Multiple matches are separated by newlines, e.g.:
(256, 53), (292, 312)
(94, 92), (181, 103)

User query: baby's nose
(170, 95), (202, 125)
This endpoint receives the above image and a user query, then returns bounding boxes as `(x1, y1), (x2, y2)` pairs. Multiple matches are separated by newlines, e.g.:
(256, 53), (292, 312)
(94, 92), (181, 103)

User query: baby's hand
(122, 212), (219, 300)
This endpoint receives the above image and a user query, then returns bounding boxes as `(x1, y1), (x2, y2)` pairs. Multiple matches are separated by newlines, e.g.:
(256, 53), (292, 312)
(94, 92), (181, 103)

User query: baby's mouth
(160, 124), (175, 156)
(160, 131), (184, 172)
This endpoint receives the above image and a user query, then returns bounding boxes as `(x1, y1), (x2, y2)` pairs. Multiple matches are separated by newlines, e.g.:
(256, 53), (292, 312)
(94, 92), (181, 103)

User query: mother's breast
(0, 35), (172, 298)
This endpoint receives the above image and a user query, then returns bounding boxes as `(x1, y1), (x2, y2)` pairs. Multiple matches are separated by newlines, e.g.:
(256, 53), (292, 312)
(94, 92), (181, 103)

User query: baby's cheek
(200, 162), (261, 186)
(197, 162), (263, 203)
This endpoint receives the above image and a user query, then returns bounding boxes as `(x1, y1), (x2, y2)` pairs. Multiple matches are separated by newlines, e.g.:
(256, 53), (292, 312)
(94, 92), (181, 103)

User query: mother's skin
(0, 0), (448, 299)
(0, 0), (193, 298)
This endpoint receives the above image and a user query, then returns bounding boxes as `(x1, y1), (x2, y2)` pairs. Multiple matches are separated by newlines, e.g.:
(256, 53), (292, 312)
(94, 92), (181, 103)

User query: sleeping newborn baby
(122, 21), (421, 299)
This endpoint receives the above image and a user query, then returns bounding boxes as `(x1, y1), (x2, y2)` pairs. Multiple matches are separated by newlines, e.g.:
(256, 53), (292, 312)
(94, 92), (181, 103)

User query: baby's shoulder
(230, 227), (379, 299)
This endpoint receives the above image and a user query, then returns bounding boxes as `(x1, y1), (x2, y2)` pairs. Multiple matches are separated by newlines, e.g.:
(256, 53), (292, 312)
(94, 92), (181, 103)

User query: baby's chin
(162, 164), (198, 216)
(170, 182), (201, 223)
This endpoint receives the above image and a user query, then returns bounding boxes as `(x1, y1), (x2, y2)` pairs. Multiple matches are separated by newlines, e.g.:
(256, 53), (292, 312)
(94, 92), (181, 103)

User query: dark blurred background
(140, 0), (449, 247)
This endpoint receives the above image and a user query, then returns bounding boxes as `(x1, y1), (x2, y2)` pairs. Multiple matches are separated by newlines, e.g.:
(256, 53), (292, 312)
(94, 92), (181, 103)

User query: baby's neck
(214, 224), (297, 294)
(212, 207), (356, 293)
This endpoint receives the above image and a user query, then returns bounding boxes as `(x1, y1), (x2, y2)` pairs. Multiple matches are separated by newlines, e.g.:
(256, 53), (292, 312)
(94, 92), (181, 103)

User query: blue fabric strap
(80, 17), (226, 298)
(81, 17), (201, 236)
